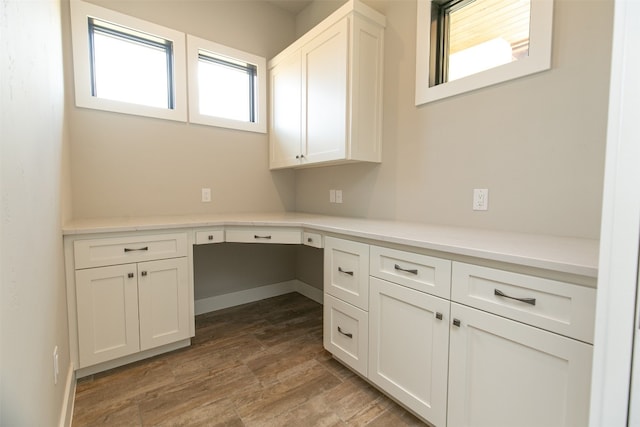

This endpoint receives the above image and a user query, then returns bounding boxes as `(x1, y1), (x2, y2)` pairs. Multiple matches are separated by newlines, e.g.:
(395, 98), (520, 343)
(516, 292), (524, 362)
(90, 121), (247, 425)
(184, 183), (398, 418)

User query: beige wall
(64, 0), (297, 219)
(1, 0), (72, 424)
(294, 0), (613, 240)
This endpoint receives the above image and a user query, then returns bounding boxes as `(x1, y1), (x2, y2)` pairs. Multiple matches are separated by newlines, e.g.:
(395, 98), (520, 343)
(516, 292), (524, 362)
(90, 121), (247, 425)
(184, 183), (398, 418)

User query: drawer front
(451, 262), (597, 343)
(323, 293), (368, 377)
(324, 237), (369, 310)
(195, 229), (224, 245)
(370, 245), (452, 299)
(74, 233), (188, 269)
(303, 231), (323, 248)
(225, 227), (302, 244)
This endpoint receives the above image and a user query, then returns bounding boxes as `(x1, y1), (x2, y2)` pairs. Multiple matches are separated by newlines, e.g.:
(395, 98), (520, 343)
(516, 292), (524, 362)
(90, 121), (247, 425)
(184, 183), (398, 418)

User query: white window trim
(415, 0), (554, 105)
(187, 35), (267, 133)
(70, 0), (187, 122)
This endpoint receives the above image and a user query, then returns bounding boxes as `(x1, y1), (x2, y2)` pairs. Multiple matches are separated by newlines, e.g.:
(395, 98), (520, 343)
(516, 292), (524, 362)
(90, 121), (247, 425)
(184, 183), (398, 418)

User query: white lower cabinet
(368, 277), (450, 426)
(75, 256), (190, 368)
(447, 302), (593, 427)
(323, 240), (595, 427)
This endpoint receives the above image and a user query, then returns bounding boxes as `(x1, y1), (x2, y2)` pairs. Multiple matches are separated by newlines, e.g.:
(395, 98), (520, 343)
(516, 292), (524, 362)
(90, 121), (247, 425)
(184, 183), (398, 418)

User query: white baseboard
(195, 280), (323, 315)
(59, 362), (75, 427)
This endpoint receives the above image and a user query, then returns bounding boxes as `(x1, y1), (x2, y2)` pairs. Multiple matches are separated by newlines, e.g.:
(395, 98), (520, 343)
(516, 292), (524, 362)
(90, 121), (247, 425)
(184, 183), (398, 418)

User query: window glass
(90, 19), (173, 109)
(443, 0), (531, 83)
(197, 52), (257, 123)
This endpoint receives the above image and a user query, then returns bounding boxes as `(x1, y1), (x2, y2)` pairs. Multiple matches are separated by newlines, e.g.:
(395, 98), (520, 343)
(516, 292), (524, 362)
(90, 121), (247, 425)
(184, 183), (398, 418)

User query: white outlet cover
(335, 190), (343, 204)
(330, 189), (336, 203)
(473, 189), (489, 211)
(201, 188), (211, 203)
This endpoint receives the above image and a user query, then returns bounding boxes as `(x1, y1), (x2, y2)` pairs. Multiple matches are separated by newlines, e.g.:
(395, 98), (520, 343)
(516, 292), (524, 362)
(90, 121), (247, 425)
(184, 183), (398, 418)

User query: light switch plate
(201, 188), (211, 203)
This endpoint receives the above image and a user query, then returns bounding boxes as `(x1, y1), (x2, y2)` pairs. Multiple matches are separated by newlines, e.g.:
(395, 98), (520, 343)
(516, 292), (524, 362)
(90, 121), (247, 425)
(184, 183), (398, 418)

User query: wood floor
(72, 293), (427, 426)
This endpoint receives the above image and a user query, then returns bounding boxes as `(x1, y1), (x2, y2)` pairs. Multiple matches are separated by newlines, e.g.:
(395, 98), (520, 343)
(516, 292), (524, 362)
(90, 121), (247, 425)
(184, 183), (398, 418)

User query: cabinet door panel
(138, 258), (190, 350)
(76, 264), (140, 367)
(448, 303), (593, 427)
(303, 18), (348, 164)
(269, 50), (302, 169)
(368, 277), (450, 426)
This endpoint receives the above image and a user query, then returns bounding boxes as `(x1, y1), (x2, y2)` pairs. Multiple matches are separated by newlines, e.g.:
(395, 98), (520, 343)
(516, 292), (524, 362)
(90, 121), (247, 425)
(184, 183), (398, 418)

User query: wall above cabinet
(268, 0), (385, 170)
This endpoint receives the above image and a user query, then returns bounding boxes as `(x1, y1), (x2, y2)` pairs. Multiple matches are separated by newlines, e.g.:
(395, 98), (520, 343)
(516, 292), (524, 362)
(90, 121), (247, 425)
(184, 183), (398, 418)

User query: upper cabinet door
(302, 18), (348, 165)
(269, 50), (302, 169)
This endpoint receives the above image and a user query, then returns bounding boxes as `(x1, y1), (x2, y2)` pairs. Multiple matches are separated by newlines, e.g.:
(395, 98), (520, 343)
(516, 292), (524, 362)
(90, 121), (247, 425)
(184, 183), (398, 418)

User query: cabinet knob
(128, 273), (134, 278)
(435, 312), (443, 320)
(452, 318), (461, 327)
(208, 235), (214, 240)
(141, 271), (147, 277)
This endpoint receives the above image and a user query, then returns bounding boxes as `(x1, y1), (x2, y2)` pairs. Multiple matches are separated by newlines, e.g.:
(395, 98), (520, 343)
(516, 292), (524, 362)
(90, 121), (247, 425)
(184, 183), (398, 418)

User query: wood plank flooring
(72, 293), (427, 426)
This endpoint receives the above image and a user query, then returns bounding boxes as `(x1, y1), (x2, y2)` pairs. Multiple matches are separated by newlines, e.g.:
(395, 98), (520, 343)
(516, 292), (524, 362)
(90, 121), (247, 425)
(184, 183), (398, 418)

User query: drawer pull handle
(494, 289), (536, 306)
(307, 237), (313, 243)
(453, 318), (461, 327)
(338, 267), (354, 276)
(394, 264), (418, 275)
(128, 273), (134, 279)
(124, 246), (149, 252)
(435, 312), (443, 320)
(141, 271), (147, 277)
(254, 235), (272, 240)
(208, 235), (214, 240)
(338, 327), (353, 338)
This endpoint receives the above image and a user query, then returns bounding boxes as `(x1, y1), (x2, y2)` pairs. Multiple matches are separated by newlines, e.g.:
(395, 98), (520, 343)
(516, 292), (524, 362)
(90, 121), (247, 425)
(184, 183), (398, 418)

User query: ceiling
(267, 0), (314, 15)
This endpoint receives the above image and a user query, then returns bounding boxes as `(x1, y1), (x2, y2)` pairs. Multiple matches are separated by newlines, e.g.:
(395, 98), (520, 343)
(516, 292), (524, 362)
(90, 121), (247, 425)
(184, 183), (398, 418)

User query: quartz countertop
(62, 212), (599, 279)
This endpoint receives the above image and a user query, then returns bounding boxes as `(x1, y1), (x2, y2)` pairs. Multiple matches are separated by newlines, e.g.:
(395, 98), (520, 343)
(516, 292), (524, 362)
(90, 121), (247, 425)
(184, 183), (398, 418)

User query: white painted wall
(293, 0), (613, 240)
(1, 0), (73, 425)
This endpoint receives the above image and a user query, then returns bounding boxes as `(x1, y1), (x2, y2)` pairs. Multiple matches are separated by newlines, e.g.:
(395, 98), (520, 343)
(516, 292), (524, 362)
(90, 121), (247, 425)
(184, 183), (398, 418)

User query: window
(88, 18), (174, 109)
(415, 0), (553, 105)
(187, 35), (267, 133)
(71, 0), (187, 121)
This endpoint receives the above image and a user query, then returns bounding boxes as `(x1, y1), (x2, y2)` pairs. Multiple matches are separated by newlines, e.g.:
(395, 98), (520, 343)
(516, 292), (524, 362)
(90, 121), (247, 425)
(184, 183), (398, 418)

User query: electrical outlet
(330, 189), (336, 203)
(473, 189), (489, 211)
(53, 346), (59, 385)
(335, 190), (343, 204)
(201, 188), (211, 203)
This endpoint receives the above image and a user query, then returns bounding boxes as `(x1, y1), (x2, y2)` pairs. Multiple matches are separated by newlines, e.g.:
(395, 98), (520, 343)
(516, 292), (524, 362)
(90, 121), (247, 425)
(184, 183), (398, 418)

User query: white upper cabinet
(268, 0), (385, 169)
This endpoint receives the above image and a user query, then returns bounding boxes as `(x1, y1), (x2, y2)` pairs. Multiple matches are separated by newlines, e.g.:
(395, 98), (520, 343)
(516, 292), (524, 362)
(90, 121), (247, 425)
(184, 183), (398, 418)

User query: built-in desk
(63, 212), (599, 382)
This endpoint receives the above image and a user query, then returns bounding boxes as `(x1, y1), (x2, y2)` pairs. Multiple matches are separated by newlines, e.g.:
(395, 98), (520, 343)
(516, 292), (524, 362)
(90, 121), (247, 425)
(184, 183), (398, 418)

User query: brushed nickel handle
(394, 264), (418, 275)
(435, 312), (443, 320)
(494, 289), (536, 306)
(453, 318), (461, 327)
(208, 235), (214, 240)
(307, 237), (313, 243)
(128, 273), (134, 279)
(141, 271), (147, 277)
(124, 246), (148, 252)
(254, 235), (272, 240)
(338, 267), (354, 276)
(338, 327), (353, 338)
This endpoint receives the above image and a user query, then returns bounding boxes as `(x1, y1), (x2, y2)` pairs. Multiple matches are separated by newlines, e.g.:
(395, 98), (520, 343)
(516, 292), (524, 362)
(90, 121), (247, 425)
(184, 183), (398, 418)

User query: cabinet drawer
(323, 293), (368, 377)
(195, 229), (224, 245)
(303, 231), (323, 248)
(324, 237), (369, 310)
(370, 245), (451, 299)
(74, 233), (188, 269)
(225, 227), (302, 244)
(452, 262), (597, 343)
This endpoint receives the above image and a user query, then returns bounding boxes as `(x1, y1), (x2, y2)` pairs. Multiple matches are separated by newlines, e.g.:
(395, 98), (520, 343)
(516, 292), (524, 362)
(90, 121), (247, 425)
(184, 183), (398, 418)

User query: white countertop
(62, 212), (599, 278)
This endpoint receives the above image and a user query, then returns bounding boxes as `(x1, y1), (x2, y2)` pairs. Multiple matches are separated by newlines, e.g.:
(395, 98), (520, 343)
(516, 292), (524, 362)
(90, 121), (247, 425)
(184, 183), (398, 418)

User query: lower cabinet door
(138, 257), (190, 350)
(323, 293), (368, 376)
(448, 302), (593, 427)
(76, 263), (140, 367)
(368, 277), (450, 426)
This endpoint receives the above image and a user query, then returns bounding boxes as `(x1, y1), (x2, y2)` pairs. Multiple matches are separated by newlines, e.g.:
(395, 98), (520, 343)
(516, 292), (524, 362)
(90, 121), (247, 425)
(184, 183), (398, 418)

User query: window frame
(70, 0), (187, 121)
(187, 35), (267, 133)
(415, 0), (554, 105)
